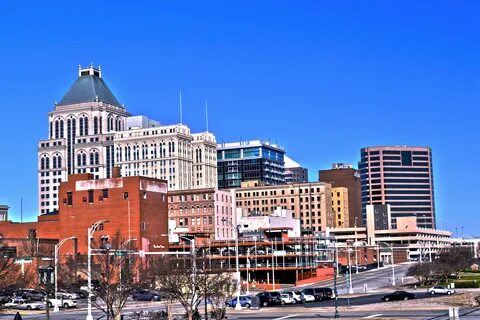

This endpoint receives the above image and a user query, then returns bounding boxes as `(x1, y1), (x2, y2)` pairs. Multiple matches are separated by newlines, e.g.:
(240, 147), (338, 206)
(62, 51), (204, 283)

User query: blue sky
(0, 1), (478, 235)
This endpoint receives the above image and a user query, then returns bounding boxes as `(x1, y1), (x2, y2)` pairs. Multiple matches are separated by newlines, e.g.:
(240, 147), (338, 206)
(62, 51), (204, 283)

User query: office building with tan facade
(234, 181), (333, 233)
(332, 187), (349, 227)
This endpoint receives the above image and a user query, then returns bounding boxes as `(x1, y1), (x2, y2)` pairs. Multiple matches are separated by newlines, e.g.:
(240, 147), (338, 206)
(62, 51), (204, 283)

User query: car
(279, 293), (295, 305)
(427, 286), (456, 295)
(0, 289), (14, 304)
(282, 291), (302, 303)
(381, 291), (415, 302)
(132, 290), (161, 301)
(48, 297), (77, 309)
(5, 298), (45, 310)
(16, 289), (46, 301)
(301, 288), (333, 301)
(57, 290), (80, 300)
(256, 291), (282, 307)
(300, 292), (316, 303)
(225, 295), (252, 308)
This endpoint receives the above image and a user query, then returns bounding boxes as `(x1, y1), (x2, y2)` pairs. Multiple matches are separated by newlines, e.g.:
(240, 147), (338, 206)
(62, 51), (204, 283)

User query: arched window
(56, 156), (62, 168)
(55, 120), (60, 139)
(93, 116), (99, 134)
(59, 120), (64, 138)
(41, 157), (45, 170)
(95, 152), (99, 165)
(45, 157), (50, 169)
(172, 141), (175, 153)
(133, 145), (138, 161)
(90, 152), (94, 165)
(77, 154), (82, 166)
(84, 116), (89, 135)
(142, 144), (147, 159)
(49, 122), (53, 139)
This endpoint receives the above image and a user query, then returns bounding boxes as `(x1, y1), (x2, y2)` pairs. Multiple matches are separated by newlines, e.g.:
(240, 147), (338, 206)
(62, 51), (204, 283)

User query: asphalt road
(295, 263), (413, 294)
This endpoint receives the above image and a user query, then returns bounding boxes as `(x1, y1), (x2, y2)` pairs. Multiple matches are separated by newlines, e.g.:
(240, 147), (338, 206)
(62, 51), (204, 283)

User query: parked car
(280, 293), (295, 305)
(256, 291), (282, 307)
(57, 290), (80, 300)
(427, 286), (456, 295)
(301, 288), (333, 301)
(132, 290), (161, 301)
(21, 289), (47, 301)
(300, 292), (316, 303)
(48, 297), (77, 309)
(0, 289), (14, 304)
(381, 291), (415, 302)
(5, 298), (45, 310)
(282, 291), (302, 303)
(225, 295), (252, 308)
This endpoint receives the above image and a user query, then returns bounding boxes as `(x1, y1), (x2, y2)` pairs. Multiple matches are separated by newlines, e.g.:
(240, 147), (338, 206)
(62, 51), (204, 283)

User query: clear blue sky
(0, 1), (478, 236)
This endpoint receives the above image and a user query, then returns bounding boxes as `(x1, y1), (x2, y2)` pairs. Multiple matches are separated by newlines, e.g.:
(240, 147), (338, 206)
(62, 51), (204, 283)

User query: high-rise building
(217, 140), (285, 189)
(331, 187), (349, 227)
(37, 65), (130, 215)
(234, 182), (333, 233)
(113, 123), (217, 190)
(319, 164), (361, 227)
(38, 66), (218, 215)
(358, 146), (435, 229)
(284, 156), (308, 183)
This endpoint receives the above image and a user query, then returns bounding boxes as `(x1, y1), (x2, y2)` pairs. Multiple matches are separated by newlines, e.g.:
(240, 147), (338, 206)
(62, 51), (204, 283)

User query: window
(102, 189), (109, 199)
(124, 192), (129, 200)
(67, 192), (73, 205)
(88, 190), (94, 203)
(142, 222), (147, 231)
(143, 191), (147, 199)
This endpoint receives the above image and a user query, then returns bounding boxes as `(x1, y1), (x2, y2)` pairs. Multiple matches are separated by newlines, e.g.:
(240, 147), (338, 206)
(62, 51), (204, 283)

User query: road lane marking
(273, 314), (300, 320)
(363, 314), (383, 318)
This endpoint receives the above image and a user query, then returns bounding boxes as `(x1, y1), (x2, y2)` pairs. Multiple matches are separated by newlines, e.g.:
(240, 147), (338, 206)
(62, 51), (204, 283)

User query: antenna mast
(205, 100), (209, 132)
(179, 90), (183, 124)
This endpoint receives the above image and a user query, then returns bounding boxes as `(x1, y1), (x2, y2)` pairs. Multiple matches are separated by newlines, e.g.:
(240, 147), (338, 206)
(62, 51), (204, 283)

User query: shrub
(454, 281), (480, 288)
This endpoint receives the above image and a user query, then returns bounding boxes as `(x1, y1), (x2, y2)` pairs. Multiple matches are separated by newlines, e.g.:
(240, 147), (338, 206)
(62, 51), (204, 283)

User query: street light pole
(54, 236), (76, 312)
(119, 238), (137, 284)
(222, 218), (241, 311)
(378, 242), (396, 286)
(354, 217), (358, 274)
(332, 237), (339, 318)
(86, 219), (108, 320)
(347, 247), (353, 294)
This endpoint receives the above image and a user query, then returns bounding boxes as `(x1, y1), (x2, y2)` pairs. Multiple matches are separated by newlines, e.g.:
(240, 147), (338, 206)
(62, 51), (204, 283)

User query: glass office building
(217, 140), (285, 189)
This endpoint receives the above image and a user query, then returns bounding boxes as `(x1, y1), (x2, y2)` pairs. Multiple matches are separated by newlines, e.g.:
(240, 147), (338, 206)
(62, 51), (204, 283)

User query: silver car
(427, 286), (456, 295)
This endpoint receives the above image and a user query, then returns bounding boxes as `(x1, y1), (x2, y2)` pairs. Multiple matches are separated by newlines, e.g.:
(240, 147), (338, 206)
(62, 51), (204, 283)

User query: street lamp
(54, 236), (76, 312)
(222, 218), (241, 311)
(347, 246), (353, 294)
(378, 242), (396, 286)
(332, 237), (339, 318)
(354, 217), (359, 274)
(245, 246), (257, 295)
(178, 236), (199, 312)
(86, 219), (109, 320)
(264, 239), (276, 291)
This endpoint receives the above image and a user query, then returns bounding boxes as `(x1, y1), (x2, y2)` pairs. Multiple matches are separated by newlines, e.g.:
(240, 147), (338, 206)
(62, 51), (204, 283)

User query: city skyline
(0, 1), (478, 235)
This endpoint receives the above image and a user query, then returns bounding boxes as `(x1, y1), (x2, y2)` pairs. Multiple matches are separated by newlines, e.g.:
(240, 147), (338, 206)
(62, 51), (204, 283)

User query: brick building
(168, 188), (235, 240)
(57, 172), (169, 256)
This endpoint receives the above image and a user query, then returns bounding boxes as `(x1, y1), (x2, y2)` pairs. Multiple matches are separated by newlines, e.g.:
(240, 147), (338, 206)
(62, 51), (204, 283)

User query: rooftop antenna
(205, 100), (209, 132)
(20, 197), (23, 223)
(179, 90), (183, 124)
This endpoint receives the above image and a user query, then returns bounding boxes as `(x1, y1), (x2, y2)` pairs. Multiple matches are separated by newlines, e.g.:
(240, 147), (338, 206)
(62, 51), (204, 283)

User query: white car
(301, 293), (316, 303)
(280, 294), (295, 305)
(48, 297), (77, 309)
(282, 291), (302, 303)
(5, 298), (45, 310)
(427, 286), (456, 295)
(57, 291), (80, 300)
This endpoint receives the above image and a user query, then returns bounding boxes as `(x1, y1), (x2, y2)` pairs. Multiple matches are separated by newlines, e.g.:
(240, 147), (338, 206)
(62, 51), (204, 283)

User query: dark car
(132, 290), (161, 302)
(301, 288), (333, 301)
(381, 291), (415, 302)
(14, 289), (46, 301)
(256, 291), (282, 307)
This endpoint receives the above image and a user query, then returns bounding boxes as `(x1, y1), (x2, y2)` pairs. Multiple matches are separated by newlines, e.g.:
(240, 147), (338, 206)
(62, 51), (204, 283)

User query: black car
(256, 291), (282, 307)
(381, 291), (415, 302)
(301, 287), (333, 301)
(132, 290), (161, 301)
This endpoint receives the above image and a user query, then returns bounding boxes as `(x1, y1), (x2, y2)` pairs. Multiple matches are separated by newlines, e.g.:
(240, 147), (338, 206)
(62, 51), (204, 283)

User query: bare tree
(0, 257), (25, 289)
(85, 231), (137, 320)
(407, 263), (435, 286)
(148, 255), (234, 320)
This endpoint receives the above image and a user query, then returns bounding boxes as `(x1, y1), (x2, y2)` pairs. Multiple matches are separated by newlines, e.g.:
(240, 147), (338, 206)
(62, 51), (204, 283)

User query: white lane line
(274, 314), (301, 320)
(363, 314), (384, 318)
